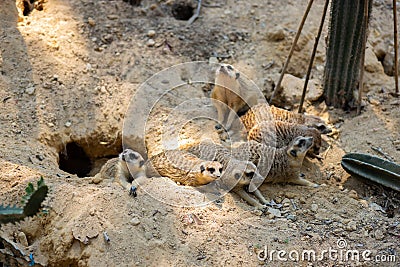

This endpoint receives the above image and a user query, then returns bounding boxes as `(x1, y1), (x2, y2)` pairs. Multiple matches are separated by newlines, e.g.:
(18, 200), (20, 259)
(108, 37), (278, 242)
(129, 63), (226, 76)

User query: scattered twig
(269, 0), (314, 104)
(187, 0), (202, 25)
(371, 146), (394, 162)
(393, 0), (399, 95)
(357, 0), (369, 115)
(290, 199), (297, 210)
(298, 0), (329, 114)
(262, 60), (275, 70)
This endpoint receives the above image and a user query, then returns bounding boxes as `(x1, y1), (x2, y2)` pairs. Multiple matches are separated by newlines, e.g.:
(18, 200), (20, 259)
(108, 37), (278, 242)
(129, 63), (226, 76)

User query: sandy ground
(0, 0), (399, 266)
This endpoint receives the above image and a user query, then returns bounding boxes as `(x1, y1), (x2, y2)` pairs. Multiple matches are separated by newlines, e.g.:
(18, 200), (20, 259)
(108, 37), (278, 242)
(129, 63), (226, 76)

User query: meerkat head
(220, 160), (264, 190)
(196, 161), (224, 185)
(215, 64), (241, 91)
(119, 149), (146, 175)
(304, 127), (322, 156)
(286, 136), (314, 166)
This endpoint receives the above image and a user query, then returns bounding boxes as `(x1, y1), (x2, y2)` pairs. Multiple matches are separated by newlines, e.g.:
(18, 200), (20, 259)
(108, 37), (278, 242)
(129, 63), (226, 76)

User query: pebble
(348, 190), (359, 200)
(286, 214), (297, 222)
(131, 217), (141, 226)
(147, 39), (155, 47)
(310, 204), (318, 212)
(370, 202), (385, 213)
(374, 229), (385, 240)
(267, 26), (285, 41)
(267, 207), (281, 218)
(65, 121), (72, 127)
(91, 176), (102, 184)
(17, 232), (28, 247)
(144, 232), (153, 240)
(88, 17), (96, 26)
(209, 57), (218, 65)
(25, 86), (35, 95)
(147, 30), (156, 37)
(346, 221), (357, 231)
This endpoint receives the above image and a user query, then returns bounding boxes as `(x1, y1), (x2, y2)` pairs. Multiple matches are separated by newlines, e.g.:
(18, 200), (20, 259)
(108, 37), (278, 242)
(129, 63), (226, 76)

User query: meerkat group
(94, 63), (328, 210)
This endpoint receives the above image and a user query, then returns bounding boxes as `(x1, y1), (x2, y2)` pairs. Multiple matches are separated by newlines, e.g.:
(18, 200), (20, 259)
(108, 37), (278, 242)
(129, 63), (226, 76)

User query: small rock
(65, 121), (72, 127)
(267, 26), (285, 42)
(358, 199), (368, 207)
(364, 47), (384, 73)
(310, 204), (318, 212)
(209, 57), (218, 65)
(17, 232), (28, 247)
(144, 232), (153, 240)
(348, 190), (359, 200)
(147, 39), (155, 47)
(346, 221), (357, 231)
(370, 202), (385, 213)
(131, 217), (141, 226)
(281, 74), (323, 103)
(368, 97), (380, 106)
(107, 14), (119, 20)
(286, 214), (297, 222)
(383, 51), (399, 76)
(92, 175), (102, 184)
(374, 229), (385, 240)
(147, 30), (156, 37)
(267, 207), (281, 218)
(25, 86), (35, 95)
(87, 17), (96, 27)
(284, 192), (297, 199)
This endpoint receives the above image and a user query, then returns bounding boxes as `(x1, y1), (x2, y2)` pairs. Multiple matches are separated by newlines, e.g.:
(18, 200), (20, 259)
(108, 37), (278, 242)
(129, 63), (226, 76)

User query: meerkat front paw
(129, 185), (137, 197)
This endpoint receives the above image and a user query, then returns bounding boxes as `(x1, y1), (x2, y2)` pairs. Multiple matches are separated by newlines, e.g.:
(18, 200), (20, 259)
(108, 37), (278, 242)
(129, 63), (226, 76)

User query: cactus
(323, 0), (372, 109)
(0, 177), (48, 224)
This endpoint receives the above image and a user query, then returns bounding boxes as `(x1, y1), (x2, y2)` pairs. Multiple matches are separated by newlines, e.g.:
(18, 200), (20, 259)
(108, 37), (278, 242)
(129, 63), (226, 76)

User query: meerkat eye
(207, 167), (215, 174)
(129, 153), (138, 160)
(219, 168), (223, 173)
(297, 139), (305, 146)
(245, 171), (255, 178)
(200, 165), (206, 173)
(227, 65), (233, 70)
(139, 160), (145, 167)
(235, 72), (240, 79)
(290, 149), (297, 157)
(234, 173), (241, 180)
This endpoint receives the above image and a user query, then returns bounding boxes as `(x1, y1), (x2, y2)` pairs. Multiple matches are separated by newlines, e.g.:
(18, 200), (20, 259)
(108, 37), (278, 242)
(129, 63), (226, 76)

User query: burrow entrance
(57, 135), (122, 178)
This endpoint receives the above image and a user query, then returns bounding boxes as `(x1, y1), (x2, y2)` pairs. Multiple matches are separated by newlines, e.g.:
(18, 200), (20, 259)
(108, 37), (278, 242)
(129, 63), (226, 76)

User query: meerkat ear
(290, 149), (297, 157)
(235, 72), (240, 79)
(200, 164), (206, 173)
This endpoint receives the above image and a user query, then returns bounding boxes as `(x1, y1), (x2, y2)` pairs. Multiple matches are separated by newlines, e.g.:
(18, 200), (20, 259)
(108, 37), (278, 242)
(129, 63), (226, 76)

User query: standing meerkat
(145, 150), (223, 187)
(211, 64), (246, 130)
(93, 149), (146, 196)
(185, 141), (270, 209)
(247, 120), (322, 157)
(240, 103), (330, 133)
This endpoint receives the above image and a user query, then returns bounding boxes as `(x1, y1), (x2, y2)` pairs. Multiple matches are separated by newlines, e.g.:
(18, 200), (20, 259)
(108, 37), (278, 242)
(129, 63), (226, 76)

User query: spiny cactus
(323, 0), (372, 109)
(0, 177), (48, 224)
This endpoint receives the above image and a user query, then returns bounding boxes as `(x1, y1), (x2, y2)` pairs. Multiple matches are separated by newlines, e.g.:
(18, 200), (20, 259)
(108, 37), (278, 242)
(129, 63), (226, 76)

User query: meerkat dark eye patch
(297, 139), (305, 146)
(129, 153), (139, 160)
(245, 171), (255, 178)
(200, 165), (206, 173)
(234, 173), (241, 179)
(290, 149), (297, 157)
(219, 168), (223, 173)
(207, 167), (215, 174)
(139, 160), (145, 167)
(227, 65), (233, 70)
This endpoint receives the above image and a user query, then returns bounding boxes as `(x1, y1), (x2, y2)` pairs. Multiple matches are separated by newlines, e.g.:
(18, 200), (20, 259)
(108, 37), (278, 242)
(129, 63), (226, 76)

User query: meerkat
(240, 103), (330, 133)
(144, 149), (223, 187)
(211, 64), (246, 130)
(232, 137), (318, 187)
(185, 141), (270, 209)
(247, 120), (322, 157)
(93, 149), (146, 196)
